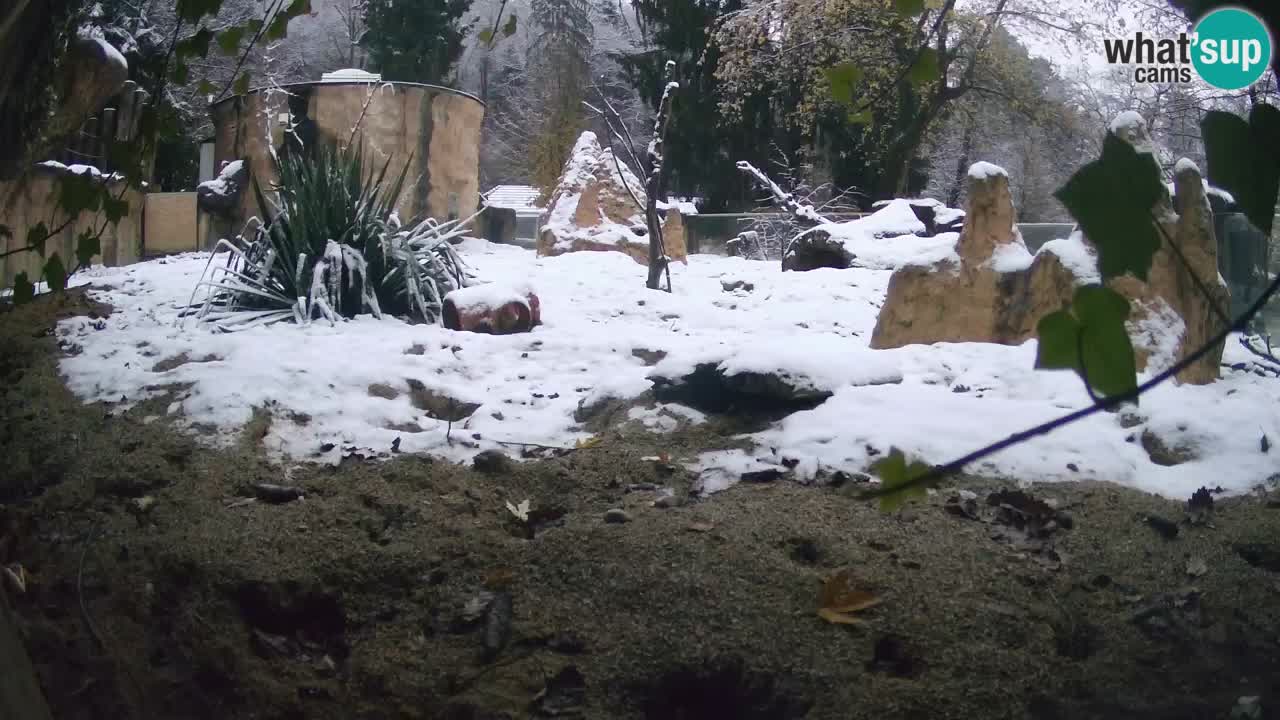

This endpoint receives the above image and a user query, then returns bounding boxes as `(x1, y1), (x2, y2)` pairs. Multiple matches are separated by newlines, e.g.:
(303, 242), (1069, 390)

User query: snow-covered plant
(183, 143), (477, 331)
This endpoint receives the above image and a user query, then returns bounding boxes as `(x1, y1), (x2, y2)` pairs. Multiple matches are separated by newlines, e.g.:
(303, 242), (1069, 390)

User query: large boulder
(537, 131), (688, 265)
(870, 164), (1081, 347)
(871, 114), (1229, 385)
(783, 199), (932, 271)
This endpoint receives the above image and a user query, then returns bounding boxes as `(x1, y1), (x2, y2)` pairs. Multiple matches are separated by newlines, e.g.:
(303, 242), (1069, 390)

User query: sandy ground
(3, 289), (1280, 720)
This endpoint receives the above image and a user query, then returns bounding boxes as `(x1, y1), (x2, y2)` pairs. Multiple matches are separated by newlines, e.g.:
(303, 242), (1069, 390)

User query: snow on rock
(988, 241), (1034, 273)
(967, 161), (1008, 180)
(1037, 231), (1100, 285)
(54, 239), (1280, 501)
(38, 161), (124, 183)
(536, 131), (689, 265)
(784, 200), (946, 272)
(197, 160), (247, 215)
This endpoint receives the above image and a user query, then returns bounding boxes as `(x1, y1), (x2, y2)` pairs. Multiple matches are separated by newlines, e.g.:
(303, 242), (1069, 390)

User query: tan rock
(872, 163), (1077, 348)
(872, 115), (1229, 385)
(537, 131), (687, 266)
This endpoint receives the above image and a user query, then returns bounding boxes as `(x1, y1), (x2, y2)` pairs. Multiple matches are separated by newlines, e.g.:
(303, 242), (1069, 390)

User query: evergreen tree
(361, 0), (474, 84)
(618, 0), (775, 212)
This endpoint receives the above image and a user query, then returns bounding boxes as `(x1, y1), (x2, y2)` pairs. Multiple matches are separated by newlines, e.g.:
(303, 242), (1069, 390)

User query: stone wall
(210, 82), (484, 229)
(0, 168), (142, 288)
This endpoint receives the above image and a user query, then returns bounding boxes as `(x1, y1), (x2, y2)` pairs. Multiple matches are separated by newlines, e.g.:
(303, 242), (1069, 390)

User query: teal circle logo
(1192, 7), (1272, 90)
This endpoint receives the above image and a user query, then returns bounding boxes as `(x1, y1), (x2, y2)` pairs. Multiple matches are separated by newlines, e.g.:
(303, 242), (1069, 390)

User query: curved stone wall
(210, 81), (484, 229)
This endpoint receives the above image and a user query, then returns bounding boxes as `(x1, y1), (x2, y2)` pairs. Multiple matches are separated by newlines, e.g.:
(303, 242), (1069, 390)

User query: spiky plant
(184, 143), (478, 331)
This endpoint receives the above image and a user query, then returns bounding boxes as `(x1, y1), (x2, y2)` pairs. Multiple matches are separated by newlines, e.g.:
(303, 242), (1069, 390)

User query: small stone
(604, 509), (630, 524)
(1066, 463), (1079, 472)
(654, 495), (678, 509)
(473, 449), (513, 474)
(1186, 557), (1208, 577)
(1145, 514), (1179, 539)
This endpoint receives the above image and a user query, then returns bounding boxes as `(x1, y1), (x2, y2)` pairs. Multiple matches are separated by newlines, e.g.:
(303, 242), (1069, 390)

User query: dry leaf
(818, 569), (881, 625)
(575, 436), (603, 449)
(2, 563), (27, 594)
(506, 499), (531, 522)
(686, 521), (715, 533)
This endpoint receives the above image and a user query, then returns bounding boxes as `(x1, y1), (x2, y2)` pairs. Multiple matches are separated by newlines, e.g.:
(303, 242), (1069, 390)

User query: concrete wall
(0, 168), (142, 288)
(143, 192), (199, 256)
(210, 81), (484, 229)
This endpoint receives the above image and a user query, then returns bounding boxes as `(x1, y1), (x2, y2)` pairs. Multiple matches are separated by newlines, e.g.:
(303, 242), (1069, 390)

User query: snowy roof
(485, 185), (544, 210)
(320, 68), (382, 83)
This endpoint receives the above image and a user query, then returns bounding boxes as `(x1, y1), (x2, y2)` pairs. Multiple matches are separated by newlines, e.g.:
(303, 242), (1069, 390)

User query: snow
(967, 161), (1008, 181)
(197, 160), (244, 198)
(38, 161), (124, 183)
(444, 282), (530, 312)
(1037, 231), (1101, 285)
(1174, 157), (1199, 175)
(1110, 111), (1147, 135)
(989, 241), (1034, 273)
(795, 200), (953, 271)
(54, 239), (1280, 501)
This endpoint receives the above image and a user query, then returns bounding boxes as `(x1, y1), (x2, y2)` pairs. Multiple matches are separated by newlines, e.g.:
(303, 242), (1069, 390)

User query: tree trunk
(947, 113), (976, 208)
(644, 61), (678, 291)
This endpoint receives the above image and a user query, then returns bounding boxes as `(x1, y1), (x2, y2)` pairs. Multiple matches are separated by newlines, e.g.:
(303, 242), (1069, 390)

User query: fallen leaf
(686, 521), (715, 533)
(506, 499), (531, 522)
(575, 436), (603, 449)
(818, 569), (882, 625)
(2, 563), (27, 594)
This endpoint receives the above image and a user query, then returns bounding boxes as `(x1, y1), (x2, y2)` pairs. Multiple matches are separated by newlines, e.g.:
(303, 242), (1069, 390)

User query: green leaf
(171, 61), (190, 85)
(43, 253), (67, 293)
(197, 79), (217, 95)
(1053, 132), (1163, 281)
(1034, 285), (1137, 400)
(12, 272), (35, 305)
(908, 47), (939, 87)
(176, 28), (214, 59)
(266, 13), (290, 40)
(76, 230), (101, 269)
(1202, 105), (1280, 236)
(478, 28), (494, 44)
(823, 62), (864, 107)
(26, 222), (49, 257)
(103, 196), (129, 225)
(217, 25), (248, 55)
(871, 448), (931, 512)
(1034, 310), (1081, 370)
(502, 13), (518, 37)
(234, 72), (252, 96)
(895, 0), (926, 14)
(847, 109), (873, 126)
(58, 174), (103, 217)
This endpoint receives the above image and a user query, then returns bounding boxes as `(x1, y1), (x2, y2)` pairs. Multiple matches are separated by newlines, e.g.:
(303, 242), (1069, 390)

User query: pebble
(604, 508), (631, 523)
(654, 495), (678, 509)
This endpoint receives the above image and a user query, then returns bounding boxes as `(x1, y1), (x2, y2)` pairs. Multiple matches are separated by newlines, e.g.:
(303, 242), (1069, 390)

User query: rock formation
(537, 132), (688, 265)
(871, 116), (1229, 385)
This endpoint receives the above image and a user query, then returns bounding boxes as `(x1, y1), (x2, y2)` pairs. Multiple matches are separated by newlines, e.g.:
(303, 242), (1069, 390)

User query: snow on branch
(735, 161), (831, 226)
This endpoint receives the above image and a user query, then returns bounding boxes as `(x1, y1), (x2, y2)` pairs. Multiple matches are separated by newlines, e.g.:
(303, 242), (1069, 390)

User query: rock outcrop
(870, 163), (1081, 348)
(537, 131), (688, 265)
(871, 116), (1229, 385)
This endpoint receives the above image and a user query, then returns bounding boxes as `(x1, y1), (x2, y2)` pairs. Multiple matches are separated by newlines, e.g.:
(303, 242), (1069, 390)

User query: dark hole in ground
(652, 364), (832, 419)
(866, 634), (923, 678)
(232, 581), (349, 659)
(639, 657), (812, 720)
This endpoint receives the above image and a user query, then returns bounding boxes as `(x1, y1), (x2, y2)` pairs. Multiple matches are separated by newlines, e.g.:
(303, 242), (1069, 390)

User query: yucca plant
(183, 142), (478, 331)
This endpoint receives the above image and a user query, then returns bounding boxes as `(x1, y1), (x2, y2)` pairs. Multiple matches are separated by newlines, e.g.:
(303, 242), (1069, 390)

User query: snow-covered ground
(55, 240), (1280, 500)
